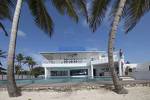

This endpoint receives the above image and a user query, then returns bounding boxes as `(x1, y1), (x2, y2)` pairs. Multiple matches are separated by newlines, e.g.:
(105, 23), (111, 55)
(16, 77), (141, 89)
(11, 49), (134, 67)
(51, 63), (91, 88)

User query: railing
(43, 59), (90, 64)
(43, 56), (119, 64)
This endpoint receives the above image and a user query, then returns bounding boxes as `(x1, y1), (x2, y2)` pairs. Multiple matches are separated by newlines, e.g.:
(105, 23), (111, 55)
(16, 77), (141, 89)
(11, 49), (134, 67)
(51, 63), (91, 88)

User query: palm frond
(0, 50), (6, 58)
(0, 1), (10, 19)
(52, 0), (79, 22)
(27, 0), (54, 37)
(0, 0), (13, 20)
(89, 0), (111, 32)
(72, 0), (88, 22)
(109, 0), (122, 24)
(0, 22), (8, 36)
(124, 0), (150, 33)
(16, 53), (24, 62)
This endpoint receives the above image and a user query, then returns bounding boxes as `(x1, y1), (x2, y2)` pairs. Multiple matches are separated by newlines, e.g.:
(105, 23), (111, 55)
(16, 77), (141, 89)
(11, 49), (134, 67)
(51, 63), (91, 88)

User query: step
(119, 76), (135, 81)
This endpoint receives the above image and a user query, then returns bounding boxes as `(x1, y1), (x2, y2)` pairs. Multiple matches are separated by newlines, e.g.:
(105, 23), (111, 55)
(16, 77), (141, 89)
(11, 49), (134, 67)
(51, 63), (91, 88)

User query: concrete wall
(0, 75), (34, 80)
(124, 62), (150, 80)
(132, 71), (150, 80)
(136, 62), (150, 71)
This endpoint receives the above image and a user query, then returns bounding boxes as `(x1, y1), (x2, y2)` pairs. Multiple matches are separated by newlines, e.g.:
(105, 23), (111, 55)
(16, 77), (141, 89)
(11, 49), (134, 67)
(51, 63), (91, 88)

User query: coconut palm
(89, 0), (150, 94)
(15, 53), (24, 79)
(107, 0), (127, 94)
(107, 0), (150, 94)
(14, 65), (21, 79)
(7, 0), (88, 97)
(24, 56), (36, 79)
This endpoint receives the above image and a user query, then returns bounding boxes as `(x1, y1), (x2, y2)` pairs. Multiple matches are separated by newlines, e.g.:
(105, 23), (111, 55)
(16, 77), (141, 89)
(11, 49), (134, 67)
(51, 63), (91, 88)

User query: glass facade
(70, 69), (88, 76)
(51, 71), (68, 76)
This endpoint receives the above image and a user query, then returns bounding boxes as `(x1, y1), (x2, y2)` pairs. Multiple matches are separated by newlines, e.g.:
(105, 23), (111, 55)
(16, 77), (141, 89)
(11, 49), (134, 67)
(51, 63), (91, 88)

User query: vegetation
(15, 53), (24, 79)
(24, 56), (36, 78)
(14, 53), (40, 79)
(0, 0), (12, 36)
(31, 67), (44, 78)
(14, 65), (21, 79)
(0, 49), (7, 80)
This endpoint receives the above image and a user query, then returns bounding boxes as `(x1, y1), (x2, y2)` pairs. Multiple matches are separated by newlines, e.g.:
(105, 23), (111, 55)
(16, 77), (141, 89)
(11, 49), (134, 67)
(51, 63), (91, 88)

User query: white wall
(132, 71), (150, 80)
(136, 62), (150, 71)
(125, 62), (150, 80)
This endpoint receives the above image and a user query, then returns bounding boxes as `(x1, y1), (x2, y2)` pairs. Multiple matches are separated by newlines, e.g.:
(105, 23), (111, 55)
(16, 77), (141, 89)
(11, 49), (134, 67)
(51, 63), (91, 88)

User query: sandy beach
(0, 86), (150, 100)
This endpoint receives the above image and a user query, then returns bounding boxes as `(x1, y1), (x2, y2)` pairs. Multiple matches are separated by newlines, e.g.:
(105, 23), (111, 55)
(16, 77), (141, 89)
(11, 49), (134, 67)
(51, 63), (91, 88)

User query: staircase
(119, 76), (135, 81)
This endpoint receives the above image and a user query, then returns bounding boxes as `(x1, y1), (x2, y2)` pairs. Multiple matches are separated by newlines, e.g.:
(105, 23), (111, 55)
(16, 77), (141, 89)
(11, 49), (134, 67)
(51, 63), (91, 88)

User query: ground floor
(44, 62), (120, 79)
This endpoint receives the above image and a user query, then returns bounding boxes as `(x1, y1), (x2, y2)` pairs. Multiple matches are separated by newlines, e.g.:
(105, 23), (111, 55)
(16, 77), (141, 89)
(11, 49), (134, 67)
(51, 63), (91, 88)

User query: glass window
(129, 68), (132, 72)
(70, 69), (88, 76)
(51, 71), (68, 76)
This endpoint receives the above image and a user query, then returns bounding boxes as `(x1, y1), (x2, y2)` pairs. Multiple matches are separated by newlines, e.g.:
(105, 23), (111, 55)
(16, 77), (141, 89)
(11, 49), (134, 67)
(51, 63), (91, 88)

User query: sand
(0, 87), (150, 100)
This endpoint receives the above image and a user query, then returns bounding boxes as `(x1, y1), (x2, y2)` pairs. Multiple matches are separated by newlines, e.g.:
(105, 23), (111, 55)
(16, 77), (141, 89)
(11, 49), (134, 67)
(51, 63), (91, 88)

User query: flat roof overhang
(40, 50), (108, 54)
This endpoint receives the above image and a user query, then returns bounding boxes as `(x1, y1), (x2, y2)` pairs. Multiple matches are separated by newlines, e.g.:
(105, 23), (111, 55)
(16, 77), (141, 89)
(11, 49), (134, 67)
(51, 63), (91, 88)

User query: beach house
(41, 50), (126, 79)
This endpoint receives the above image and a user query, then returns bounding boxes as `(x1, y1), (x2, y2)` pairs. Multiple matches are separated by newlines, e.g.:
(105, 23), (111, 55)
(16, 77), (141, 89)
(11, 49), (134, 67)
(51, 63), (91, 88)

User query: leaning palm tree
(89, 0), (150, 94)
(107, 0), (127, 94)
(7, 0), (88, 97)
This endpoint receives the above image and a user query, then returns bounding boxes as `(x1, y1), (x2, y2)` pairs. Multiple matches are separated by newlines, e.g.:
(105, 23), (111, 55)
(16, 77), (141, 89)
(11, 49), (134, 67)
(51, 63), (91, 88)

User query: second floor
(40, 51), (120, 65)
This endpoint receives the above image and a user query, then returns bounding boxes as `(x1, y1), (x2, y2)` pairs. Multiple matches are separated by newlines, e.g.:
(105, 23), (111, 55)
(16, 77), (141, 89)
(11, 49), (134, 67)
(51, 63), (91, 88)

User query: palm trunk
(21, 70), (23, 79)
(108, 0), (127, 94)
(17, 71), (20, 79)
(7, 0), (23, 97)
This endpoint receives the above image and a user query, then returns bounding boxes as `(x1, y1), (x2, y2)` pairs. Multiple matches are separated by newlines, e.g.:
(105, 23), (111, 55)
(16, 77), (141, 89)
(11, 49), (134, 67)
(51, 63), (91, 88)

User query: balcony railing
(43, 56), (119, 64)
(43, 59), (90, 64)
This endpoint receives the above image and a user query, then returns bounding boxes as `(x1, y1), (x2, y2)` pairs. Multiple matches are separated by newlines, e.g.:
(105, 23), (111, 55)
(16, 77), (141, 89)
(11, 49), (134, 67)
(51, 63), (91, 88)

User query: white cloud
(17, 30), (26, 37)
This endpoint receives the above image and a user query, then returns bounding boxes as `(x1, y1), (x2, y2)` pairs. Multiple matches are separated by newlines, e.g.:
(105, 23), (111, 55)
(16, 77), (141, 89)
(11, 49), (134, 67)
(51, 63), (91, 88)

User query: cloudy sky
(0, 1), (150, 67)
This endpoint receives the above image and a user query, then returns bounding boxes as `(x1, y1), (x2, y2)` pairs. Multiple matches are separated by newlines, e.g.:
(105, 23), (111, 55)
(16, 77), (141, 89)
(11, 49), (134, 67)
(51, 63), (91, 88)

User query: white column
(88, 67), (91, 78)
(119, 60), (122, 76)
(44, 67), (47, 79)
(91, 64), (94, 79)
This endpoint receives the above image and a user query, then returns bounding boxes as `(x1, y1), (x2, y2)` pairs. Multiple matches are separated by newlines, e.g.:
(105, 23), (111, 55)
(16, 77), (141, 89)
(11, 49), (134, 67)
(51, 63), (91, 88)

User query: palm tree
(0, 0), (12, 36)
(89, 0), (150, 94)
(24, 56), (36, 79)
(14, 65), (21, 79)
(15, 53), (24, 79)
(7, 0), (88, 97)
(107, 0), (127, 94)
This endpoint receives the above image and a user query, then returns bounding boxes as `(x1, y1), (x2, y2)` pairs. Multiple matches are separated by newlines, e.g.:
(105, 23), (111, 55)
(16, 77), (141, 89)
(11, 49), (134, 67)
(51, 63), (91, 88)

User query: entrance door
(93, 69), (96, 76)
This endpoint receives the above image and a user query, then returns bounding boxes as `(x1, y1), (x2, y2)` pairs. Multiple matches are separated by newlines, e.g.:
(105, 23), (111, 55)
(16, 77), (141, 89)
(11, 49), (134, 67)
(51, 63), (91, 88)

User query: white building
(41, 51), (126, 79)
(124, 62), (150, 80)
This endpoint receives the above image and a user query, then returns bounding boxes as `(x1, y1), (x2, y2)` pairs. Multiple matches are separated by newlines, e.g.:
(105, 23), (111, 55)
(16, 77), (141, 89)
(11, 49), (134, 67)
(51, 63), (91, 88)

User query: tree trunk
(7, 0), (23, 97)
(21, 70), (23, 79)
(108, 0), (128, 94)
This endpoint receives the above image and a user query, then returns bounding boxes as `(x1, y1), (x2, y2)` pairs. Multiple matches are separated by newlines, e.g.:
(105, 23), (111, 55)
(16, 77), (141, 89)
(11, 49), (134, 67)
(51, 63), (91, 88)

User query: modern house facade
(124, 62), (150, 80)
(41, 50), (126, 79)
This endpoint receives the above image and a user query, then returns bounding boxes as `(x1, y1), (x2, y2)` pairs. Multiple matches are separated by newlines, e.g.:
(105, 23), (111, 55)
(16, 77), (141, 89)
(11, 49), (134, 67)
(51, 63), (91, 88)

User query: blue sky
(0, 1), (150, 66)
